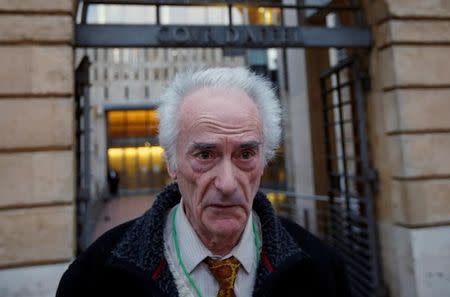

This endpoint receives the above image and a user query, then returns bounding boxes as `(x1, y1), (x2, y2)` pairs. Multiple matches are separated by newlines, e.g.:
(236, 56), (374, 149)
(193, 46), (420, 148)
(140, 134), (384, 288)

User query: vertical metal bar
(334, 69), (354, 258)
(320, 77), (334, 241)
(228, 3), (233, 26)
(144, 110), (149, 189)
(156, 4), (160, 25)
(75, 56), (91, 253)
(280, 6), (289, 91)
(352, 60), (386, 296)
(123, 111), (128, 190)
(81, 1), (89, 24)
(83, 85), (91, 201)
(296, 0), (302, 26)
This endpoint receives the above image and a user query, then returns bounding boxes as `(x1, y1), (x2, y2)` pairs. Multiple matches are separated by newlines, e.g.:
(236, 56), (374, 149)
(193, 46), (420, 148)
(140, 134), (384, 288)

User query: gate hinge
(367, 167), (379, 194)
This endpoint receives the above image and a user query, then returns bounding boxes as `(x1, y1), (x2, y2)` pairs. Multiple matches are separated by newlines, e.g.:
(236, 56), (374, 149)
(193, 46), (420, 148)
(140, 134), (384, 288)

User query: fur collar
(109, 183), (308, 297)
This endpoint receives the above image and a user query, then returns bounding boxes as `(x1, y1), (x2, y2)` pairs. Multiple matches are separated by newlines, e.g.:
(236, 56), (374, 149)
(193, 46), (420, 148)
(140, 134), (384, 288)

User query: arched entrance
(74, 1), (385, 296)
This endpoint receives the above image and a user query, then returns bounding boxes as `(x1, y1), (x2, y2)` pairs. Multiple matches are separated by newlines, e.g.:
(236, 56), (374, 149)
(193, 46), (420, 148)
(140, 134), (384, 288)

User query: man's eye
(196, 151), (214, 160)
(240, 150), (255, 160)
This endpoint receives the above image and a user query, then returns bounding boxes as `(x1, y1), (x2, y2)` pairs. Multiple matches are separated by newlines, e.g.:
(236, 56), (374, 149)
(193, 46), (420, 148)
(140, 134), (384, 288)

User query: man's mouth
(210, 204), (238, 208)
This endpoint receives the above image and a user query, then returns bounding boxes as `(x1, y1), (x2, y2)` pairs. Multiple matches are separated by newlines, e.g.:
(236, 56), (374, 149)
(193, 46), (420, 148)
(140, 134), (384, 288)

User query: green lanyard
(171, 205), (261, 297)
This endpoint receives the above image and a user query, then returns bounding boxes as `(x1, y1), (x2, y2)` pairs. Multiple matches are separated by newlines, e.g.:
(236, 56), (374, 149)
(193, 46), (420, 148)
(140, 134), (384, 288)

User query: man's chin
(207, 218), (246, 238)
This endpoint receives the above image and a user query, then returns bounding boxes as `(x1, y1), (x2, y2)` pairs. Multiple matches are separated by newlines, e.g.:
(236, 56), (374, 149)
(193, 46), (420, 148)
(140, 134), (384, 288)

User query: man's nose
(214, 159), (238, 196)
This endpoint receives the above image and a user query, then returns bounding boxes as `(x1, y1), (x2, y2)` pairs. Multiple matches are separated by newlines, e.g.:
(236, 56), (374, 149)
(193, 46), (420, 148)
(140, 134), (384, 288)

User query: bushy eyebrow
(189, 142), (217, 152)
(188, 141), (261, 153)
(239, 141), (261, 150)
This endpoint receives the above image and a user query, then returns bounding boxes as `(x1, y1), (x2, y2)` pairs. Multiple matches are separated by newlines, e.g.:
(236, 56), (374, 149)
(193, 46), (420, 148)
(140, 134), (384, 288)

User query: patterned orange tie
(204, 256), (241, 297)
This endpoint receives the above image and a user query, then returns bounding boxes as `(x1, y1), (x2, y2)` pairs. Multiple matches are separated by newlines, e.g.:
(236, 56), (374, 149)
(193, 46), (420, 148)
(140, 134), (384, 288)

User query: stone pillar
(362, 1), (450, 296)
(0, 1), (76, 296)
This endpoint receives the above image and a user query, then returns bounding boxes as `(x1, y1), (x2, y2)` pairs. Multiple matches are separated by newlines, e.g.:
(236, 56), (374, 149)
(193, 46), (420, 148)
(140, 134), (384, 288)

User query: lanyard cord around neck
(171, 205), (261, 297)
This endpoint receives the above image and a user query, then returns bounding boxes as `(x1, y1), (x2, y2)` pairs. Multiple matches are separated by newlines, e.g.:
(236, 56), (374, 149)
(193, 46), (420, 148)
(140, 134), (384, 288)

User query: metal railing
(319, 58), (386, 297)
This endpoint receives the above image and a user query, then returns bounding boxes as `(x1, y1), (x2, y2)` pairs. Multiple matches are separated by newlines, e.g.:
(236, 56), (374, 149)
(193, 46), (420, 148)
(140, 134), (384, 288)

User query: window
(123, 49), (130, 63)
(113, 48), (120, 63)
(104, 49), (109, 62)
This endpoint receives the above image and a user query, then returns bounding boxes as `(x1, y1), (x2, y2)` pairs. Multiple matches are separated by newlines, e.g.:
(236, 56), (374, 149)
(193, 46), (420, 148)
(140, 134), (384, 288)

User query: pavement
(91, 194), (156, 243)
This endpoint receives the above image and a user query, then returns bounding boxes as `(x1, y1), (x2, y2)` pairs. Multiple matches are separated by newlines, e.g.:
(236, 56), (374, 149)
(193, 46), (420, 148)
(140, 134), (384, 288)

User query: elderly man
(57, 68), (351, 297)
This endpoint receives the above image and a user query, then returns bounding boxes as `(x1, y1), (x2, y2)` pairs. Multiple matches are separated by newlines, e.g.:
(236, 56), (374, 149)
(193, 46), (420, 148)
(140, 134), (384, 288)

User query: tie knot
(204, 256), (240, 296)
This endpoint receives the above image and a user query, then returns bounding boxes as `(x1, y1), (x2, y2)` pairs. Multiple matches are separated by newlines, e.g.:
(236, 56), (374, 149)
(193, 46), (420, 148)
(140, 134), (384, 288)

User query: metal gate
(75, 56), (92, 252)
(320, 57), (386, 297)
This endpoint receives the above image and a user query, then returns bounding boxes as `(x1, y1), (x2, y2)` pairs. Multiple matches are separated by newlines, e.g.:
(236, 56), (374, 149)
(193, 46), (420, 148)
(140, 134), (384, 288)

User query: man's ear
(166, 161), (177, 180)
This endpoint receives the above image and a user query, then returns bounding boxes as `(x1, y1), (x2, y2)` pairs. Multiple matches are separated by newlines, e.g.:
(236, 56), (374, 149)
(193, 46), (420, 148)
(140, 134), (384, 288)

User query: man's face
(171, 87), (265, 245)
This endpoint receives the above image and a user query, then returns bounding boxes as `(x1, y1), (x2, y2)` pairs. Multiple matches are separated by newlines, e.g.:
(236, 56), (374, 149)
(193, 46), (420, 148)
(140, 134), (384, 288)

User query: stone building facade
(361, 1), (450, 296)
(0, 1), (77, 296)
(0, 1), (449, 297)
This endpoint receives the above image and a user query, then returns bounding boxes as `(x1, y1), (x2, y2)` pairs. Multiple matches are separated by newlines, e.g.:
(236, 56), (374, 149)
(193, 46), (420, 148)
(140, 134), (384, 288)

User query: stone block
(0, 0), (74, 13)
(0, 205), (74, 267)
(376, 20), (450, 48)
(380, 224), (450, 297)
(0, 151), (74, 208)
(0, 98), (73, 149)
(380, 46), (450, 89)
(0, 46), (73, 95)
(394, 225), (450, 297)
(0, 15), (73, 43)
(385, 0), (450, 18)
(0, 262), (70, 297)
(383, 89), (450, 133)
(392, 179), (450, 226)
(411, 226), (450, 297)
(389, 133), (450, 178)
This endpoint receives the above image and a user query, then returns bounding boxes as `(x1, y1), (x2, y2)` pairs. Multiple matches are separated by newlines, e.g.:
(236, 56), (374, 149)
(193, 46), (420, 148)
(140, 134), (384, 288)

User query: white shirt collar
(176, 198), (256, 274)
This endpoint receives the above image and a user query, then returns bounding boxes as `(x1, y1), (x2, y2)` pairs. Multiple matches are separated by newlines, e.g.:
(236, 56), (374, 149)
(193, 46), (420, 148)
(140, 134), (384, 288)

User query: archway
(74, 1), (384, 296)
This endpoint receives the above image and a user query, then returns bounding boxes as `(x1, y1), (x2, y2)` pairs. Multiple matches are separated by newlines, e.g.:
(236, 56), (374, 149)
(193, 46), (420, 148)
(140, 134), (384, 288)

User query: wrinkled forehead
(175, 87), (263, 149)
(178, 86), (261, 122)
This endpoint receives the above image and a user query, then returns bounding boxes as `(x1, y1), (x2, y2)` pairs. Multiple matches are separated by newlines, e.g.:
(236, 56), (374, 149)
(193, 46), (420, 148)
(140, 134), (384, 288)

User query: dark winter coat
(56, 183), (351, 297)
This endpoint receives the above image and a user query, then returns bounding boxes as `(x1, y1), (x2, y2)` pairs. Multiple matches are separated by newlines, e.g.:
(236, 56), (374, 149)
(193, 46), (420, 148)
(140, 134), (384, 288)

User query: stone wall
(0, 1), (76, 296)
(362, 1), (450, 296)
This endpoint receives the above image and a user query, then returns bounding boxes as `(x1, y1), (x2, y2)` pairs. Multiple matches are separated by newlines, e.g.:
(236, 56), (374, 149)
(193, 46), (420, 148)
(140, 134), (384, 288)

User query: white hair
(158, 67), (282, 171)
